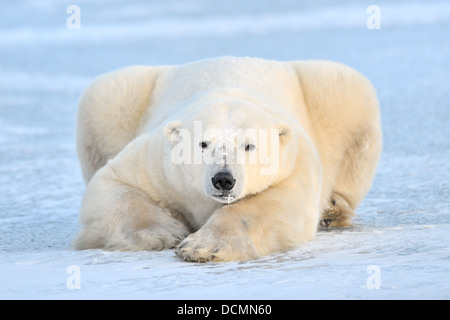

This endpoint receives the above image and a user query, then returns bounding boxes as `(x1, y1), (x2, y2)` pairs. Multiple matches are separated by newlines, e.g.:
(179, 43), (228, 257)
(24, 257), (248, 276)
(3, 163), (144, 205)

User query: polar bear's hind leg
(320, 128), (382, 229)
(320, 193), (354, 228)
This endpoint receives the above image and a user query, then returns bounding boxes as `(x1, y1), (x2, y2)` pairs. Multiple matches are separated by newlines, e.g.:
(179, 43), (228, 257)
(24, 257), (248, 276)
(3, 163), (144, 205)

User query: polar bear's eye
(200, 141), (209, 149)
(245, 143), (256, 151)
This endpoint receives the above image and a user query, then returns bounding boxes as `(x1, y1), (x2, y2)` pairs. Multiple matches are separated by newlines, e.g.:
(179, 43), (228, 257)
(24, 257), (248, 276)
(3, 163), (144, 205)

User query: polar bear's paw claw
(174, 222), (260, 262)
(320, 193), (355, 229)
(175, 238), (223, 262)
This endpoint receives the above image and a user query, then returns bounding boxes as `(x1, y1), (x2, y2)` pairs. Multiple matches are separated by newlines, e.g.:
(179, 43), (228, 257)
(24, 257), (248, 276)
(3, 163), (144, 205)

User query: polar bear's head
(164, 97), (297, 204)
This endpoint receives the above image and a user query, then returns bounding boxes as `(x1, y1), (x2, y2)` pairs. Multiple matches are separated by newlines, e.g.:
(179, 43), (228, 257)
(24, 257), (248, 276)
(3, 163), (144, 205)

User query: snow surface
(0, 0), (449, 300)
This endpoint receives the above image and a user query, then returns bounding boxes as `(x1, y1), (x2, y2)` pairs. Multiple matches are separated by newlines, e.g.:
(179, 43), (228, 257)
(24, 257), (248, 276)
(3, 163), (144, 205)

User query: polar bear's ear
(164, 121), (182, 144)
(276, 123), (292, 145)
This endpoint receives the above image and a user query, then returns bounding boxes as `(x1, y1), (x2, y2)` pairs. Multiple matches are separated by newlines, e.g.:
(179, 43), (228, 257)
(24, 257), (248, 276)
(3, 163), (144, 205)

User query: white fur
(74, 57), (382, 261)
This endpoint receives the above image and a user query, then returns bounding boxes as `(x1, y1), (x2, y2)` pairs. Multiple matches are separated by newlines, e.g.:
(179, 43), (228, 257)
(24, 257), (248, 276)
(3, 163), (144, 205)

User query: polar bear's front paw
(131, 217), (191, 251)
(174, 223), (259, 262)
(99, 214), (191, 252)
(175, 233), (222, 262)
(135, 225), (188, 251)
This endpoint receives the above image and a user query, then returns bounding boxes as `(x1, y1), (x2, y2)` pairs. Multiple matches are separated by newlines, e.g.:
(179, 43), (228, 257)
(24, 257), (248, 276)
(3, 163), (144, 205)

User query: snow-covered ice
(0, 0), (449, 299)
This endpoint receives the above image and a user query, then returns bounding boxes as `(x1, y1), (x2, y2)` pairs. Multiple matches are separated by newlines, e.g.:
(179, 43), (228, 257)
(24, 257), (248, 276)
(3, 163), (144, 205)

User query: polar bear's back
(76, 57), (302, 182)
(153, 57), (301, 111)
(76, 57), (380, 192)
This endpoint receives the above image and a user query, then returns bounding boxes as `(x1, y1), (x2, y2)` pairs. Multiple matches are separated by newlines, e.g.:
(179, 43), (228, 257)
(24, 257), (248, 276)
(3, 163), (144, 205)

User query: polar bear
(74, 57), (382, 262)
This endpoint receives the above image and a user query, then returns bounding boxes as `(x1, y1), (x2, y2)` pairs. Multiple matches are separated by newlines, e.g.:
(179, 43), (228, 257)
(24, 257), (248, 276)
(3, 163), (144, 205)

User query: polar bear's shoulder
(77, 65), (169, 182)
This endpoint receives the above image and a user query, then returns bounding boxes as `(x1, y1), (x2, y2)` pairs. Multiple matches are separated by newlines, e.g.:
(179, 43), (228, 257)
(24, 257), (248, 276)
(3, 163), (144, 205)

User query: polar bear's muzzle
(211, 172), (236, 191)
(205, 168), (242, 204)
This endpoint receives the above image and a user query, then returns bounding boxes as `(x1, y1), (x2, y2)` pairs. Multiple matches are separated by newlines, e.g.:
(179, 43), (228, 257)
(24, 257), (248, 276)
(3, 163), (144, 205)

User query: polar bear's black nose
(212, 172), (236, 191)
